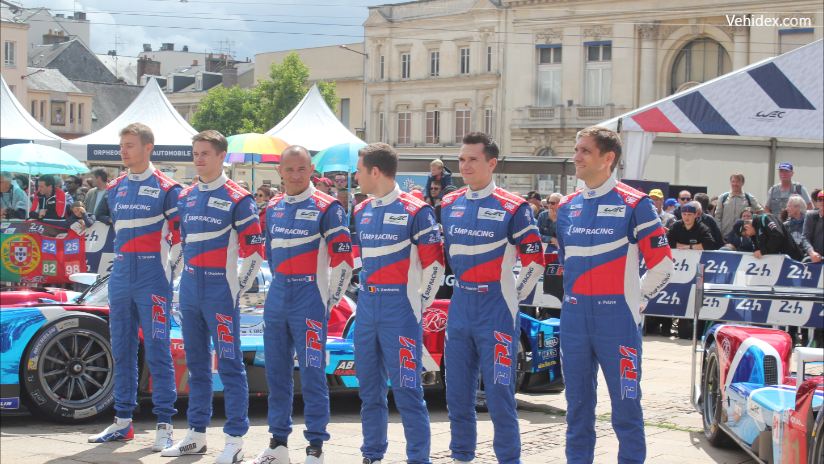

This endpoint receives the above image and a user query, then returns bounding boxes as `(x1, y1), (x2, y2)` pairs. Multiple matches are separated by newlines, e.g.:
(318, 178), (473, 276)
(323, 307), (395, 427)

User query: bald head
(281, 145), (312, 165)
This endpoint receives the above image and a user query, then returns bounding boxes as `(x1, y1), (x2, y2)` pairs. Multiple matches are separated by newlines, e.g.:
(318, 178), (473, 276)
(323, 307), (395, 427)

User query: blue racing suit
(556, 177), (673, 464)
(263, 185), (353, 445)
(353, 184), (445, 464)
(177, 173), (264, 436)
(106, 162), (182, 421)
(440, 182), (545, 464)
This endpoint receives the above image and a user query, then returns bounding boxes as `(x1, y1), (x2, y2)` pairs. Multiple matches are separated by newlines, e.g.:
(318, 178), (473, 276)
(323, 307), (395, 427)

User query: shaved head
(281, 145), (312, 165)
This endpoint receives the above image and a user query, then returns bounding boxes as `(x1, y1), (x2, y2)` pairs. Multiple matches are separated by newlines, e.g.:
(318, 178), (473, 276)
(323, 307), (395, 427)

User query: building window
(585, 43), (611, 106)
(398, 112), (411, 144)
(378, 112), (385, 142)
(455, 110), (470, 143)
(4, 40), (15, 67)
(487, 46), (492, 72)
(380, 55), (385, 79)
(40, 101), (45, 123)
(78, 103), (83, 130)
(538, 46), (562, 107)
(671, 38), (732, 94)
(430, 51), (439, 77)
(779, 29), (814, 54)
(426, 111), (440, 144)
(401, 53), (410, 79)
(484, 108), (492, 135)
(460, 48), (470, 74)
(340, 99), (350, 129)
(31, 100), (36, 117)
(8, 84), (16, 96)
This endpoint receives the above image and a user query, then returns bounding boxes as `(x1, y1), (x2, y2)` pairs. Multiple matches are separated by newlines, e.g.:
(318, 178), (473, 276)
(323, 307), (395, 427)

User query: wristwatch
(689, 244), (693, 249)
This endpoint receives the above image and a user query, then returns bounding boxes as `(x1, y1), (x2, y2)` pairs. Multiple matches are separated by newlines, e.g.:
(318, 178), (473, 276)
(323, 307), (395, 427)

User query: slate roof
(28, 40), (117, 83)
(1, 6), (24, 23)
(69, 79), (143, 132)
(96, 54), (139, 85)
(28, 41), (73, 67)
(26, 67), (83, 93)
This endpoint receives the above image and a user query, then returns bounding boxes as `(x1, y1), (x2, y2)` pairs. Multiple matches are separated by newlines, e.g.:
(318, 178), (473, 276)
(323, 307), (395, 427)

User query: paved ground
(0, 334), (755, 463)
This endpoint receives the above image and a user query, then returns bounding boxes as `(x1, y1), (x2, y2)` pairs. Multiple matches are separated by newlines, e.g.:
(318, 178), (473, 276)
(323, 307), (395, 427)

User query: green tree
(254, 51), (340, 130)
(190, 85), (262, 136)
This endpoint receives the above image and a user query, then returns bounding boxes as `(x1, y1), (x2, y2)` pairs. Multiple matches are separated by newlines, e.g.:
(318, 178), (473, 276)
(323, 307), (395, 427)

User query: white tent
(265, 84), (364, 152)
(598, 39), (823, 180)
(0, 75), (63, 148)
(64, 77), (198, 162)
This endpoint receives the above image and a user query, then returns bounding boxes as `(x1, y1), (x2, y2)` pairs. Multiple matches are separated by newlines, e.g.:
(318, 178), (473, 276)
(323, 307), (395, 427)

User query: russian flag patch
(478, 285), (488, 292)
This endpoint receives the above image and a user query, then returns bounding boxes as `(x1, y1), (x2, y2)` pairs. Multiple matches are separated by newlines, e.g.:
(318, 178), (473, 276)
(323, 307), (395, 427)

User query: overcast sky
(16, 0), (402, 60)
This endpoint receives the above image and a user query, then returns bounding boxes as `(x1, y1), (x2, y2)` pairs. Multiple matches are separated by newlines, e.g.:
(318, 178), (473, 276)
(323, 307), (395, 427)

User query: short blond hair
(192, 130), (228, 153)
(430, 159), (444, 169)
(119, 123), (154, 146)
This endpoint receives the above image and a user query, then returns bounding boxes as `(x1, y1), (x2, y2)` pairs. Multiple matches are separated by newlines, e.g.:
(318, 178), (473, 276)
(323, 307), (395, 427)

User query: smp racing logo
(216, 314), (235, 359)
(306, 319), (323, 368)
(399, 336), (417, 388)
(493, 332), (513, 385)
(151, 295), (167, 339)
(620, 346), (638, 399)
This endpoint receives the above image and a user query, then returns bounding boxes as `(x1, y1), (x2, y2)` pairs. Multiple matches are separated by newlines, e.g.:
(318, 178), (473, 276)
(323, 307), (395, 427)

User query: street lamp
(339, 45), (368, 58)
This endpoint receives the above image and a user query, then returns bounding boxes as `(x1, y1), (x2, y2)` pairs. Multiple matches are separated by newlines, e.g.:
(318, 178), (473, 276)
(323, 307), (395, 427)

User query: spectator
(736, 212), (804, 261)
(540, 199), (548, 211)
(255, 186), (272, 232)
(783, 195), (812, 257)
(723, 208), (755, 252)
(764, 163), (812, 214)
(236, 180), (250, 191)
(29, 174), (68, 220)
(84, 178), (94, 189)
(337, 188), (349, 209)
(424, 159), (452, 200)
(694, 194), (723, 249)
(427, 179), (443, 206)
(94, 189), (112, 225)
(715, 173), (764, 238)
(525, 191), (542, 218)
(314, 177), (333, 195)
(83, 167), (109, 218)
(801, 190), (823, 263)
(668, 203), (715, 250)
(66, 201), (94, 234)
(673, 190), (691, 219)
(649, 189), (675, 229)
(537, 192), (562, 246)
(14, 173), (30, 194)
(1, 171), (28, 219)
(333, 173), (348, 193)
(353, 187), (368, 205)
(435, 185), (457, 223)
(54, 176), (63, 191)
(811, 189), (822, 210)
(65, 175), (82, 203)
(409, 187), (425, 201)
(664, 198), (678, 214)
(708, 199), (717, 217)
(75, 187), (88, 204)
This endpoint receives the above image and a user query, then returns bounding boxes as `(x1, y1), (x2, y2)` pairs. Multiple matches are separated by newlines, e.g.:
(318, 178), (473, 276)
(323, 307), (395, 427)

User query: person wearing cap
(66, 200), (94, 234)
(672, 190), (692, 220)
(352, 187), (368, 205)
(664, 198), (678, 214)
(723, 209), (755, 252)
(525, 191), (542, 217)
(736, 212), (804, 261)
(314, 177), (333, 195)
(667, 203), (715, 250)
(715, 172), (764, 238)
(649, 189), (676, 230)
(801, 190), (823, 263)
(764, 163), (812, 214)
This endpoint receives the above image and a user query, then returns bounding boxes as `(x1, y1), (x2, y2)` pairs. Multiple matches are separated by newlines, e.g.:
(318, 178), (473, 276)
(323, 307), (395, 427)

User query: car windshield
(79, 277), (110, 306)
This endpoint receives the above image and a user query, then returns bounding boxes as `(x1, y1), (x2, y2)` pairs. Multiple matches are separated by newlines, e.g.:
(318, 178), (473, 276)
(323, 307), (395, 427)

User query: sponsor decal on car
(0, 398), (19, 409)
(333, 360), (356, 376)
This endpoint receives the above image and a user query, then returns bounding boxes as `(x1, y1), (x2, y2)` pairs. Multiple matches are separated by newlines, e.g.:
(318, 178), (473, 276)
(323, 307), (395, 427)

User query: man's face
(528, 197), (540, 208)
(730, 176), (744, 192)
(276, 153), (313, 195)
(334, 176), (347, 189)
(787, 201), (802, 218)
(429, 183), (442, 197)
(682, 211), (696, 225)
(119, 134), (151, 169)
(354, 193), (368, 204)
(192, 141), (226, 178)
(94, 174), (107, 189)
(548, 197), (560, 212)
(337, 191), (349, 205)
(0, 177), (10, 193)
(652, 197), (664, 211)
(316, 182), (329, 194)
(778, 169), (793, 182)
(678, 191), (691, 206)
(355, 157), (376, 195)
(458, 143), (495, 187)
(573, 136), (613, 183)
(38, 180), (52, 196)
(66, 177), (80, 193)
(742, 223), (756, 238)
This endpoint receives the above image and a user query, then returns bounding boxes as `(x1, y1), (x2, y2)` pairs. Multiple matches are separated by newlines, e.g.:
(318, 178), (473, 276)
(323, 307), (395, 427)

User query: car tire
(810, 411), (823, 464)
(701, 342), (729, 446)
(475, 337), (526, 411)
(20, 313), (115, 423)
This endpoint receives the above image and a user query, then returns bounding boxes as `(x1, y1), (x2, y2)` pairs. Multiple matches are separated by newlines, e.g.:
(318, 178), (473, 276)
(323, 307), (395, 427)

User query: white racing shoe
(161, 429), (207, 457)
(243, 440), (290, 464)
(151, 423), (173, 452)
(216, 434), (244, 464)
(88, 417), (133, 443)
(304, 445), (323, 464)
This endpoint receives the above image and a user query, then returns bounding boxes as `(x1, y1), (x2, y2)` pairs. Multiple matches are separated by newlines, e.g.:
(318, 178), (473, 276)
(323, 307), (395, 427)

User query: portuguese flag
(0, 220), (87, 284)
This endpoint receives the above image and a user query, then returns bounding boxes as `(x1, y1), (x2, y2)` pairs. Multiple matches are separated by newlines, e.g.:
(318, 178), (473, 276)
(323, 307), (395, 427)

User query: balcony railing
(529, 108), (555, 119)
(577, 107), (605, 119)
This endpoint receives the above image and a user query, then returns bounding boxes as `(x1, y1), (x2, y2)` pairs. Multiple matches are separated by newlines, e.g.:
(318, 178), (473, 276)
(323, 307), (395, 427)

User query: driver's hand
(754, 250), (762, 259)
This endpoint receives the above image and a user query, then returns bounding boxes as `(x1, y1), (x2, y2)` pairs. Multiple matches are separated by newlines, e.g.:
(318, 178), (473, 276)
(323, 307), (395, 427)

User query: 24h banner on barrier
(0, 220), (87, 283)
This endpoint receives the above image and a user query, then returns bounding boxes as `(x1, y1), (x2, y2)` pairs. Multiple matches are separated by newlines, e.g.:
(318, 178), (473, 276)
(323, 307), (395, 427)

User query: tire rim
(703, 354), (720, 432)
(38, 329), (113, 407)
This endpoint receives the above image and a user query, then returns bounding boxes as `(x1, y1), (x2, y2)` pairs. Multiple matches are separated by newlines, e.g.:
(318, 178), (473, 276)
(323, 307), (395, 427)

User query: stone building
(1, 7), (29, 103)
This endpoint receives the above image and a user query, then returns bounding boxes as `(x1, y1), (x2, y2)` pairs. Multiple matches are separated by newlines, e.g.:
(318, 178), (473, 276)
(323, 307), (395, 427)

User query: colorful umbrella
(0, 142), (89, 175)
(225, 133), (289, 191)
(311, 142), (366, 173)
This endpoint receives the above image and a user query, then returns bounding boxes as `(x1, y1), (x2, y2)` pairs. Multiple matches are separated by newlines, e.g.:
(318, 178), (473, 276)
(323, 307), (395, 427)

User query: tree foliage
(190, 51), (339, 137)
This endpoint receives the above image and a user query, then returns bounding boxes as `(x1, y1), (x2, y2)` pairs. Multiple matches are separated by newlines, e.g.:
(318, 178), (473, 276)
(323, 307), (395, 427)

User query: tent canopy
(265, 84), (364, 152)
(0, 75), (63, 148)
(598, 40), (823, 179)
(64, 77), (198, 162)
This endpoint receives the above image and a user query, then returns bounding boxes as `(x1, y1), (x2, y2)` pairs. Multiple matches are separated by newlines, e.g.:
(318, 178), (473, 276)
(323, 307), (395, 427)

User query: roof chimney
(143, 43), (152, 52)
(183, 45), (189, 52)
(161, 43), (174, 51)
(108, 50), (117, 56)
(74, 12), (86, 21)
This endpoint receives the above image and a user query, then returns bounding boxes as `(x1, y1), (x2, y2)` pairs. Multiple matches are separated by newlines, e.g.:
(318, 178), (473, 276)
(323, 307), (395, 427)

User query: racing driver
(353, 143), (445, 464)
(440, 132), (545, 464)
(162, 130), (264, 464)
(88, 123), (182, 451)
(246, 146), (353, 464)
(556, 126), (673, 463)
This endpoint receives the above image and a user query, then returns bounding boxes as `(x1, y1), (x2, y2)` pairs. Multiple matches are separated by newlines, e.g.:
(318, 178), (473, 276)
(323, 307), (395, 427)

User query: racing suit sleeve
(234, 196), (264, 298)
(165, 185), (184, 282)
(510, 203), (545, 301)
(631, 197), (674, 309)
(322, 202), (354, 312)
(411, 206), (445, 310)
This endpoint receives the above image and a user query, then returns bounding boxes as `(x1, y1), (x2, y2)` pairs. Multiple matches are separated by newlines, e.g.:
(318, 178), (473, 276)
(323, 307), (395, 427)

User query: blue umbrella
(311, 142), (366, 173)
(0, 142), (89, 175)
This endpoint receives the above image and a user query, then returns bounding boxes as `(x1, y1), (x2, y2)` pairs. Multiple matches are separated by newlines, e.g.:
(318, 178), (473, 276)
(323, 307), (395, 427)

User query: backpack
(721, 191), (752, 208)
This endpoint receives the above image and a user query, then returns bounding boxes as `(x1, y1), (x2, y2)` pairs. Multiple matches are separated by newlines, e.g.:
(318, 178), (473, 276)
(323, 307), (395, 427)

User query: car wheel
(21, 313), (115, 423)
(701, 342), (729, 446)
(810, 411), (823, 464)
(476, 337), (526, 411)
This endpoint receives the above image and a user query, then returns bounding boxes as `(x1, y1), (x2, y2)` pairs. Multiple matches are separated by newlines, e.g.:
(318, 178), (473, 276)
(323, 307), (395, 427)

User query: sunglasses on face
(430, 187), (441, 191)
(680, 197), (691, 201)
(548, 201), (558, 205)
(255, 193), (265, 197)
